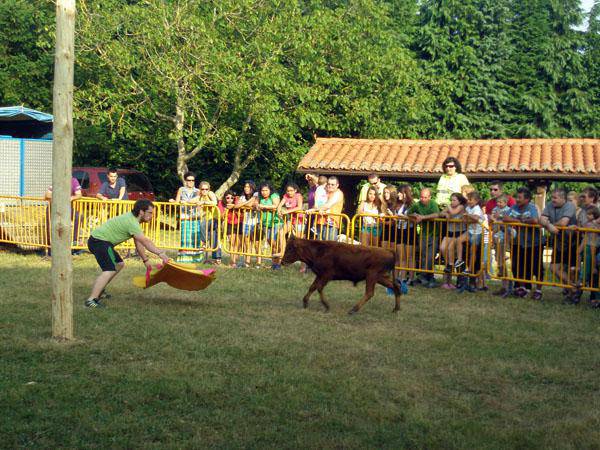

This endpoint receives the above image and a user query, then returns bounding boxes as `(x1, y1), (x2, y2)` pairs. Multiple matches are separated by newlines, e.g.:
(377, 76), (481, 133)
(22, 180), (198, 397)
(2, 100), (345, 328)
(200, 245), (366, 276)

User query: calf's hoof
(348, 307), (359, 315)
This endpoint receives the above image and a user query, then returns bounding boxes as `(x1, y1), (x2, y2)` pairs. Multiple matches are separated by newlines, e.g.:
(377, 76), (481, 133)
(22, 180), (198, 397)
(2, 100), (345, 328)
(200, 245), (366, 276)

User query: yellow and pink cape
(133, 261), (216, 291)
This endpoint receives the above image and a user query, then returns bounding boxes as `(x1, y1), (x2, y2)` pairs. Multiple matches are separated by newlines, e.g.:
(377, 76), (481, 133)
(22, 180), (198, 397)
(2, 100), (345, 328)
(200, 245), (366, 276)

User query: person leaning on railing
(539, 188), (578, 302)
(196, 181), (221, 265)
(502, 187), (543, 301)
(218, 190), (241, 268)
(44, 177), (83, 254)
(406, 188), (440, 288)
(275, 183), (305, 272)
(306, 176), (344, 241)
(256, 183), (282, 269)
(571, 186), (600, 305)
(169, 171), (202, 263)
(356, 185), (383, 247)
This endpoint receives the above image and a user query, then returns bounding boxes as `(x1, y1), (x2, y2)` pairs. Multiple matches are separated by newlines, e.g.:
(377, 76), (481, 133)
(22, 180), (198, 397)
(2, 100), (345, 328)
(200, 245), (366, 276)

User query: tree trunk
(174, 93), (188, 181)
(215, 113), (254, 198)
(51, 0), (76, 341)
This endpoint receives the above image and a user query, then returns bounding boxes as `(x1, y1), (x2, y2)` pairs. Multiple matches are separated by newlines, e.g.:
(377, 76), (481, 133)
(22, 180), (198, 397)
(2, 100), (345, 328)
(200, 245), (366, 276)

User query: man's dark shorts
(88, 236), (123, 272)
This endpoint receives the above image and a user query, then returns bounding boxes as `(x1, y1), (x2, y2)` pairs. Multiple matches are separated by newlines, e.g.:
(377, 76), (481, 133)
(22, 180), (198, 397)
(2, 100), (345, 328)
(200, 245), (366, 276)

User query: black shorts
(444, 230), (463, 239)
(88, 236), (123, 272)
(225, 223), (242, 236)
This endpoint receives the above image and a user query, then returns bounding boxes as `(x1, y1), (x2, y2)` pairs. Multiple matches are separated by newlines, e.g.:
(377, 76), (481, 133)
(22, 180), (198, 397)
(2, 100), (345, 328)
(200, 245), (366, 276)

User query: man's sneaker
(500, 289), (513, 299)
(426, 279), (438, 289)
(443, 264), (452, 274)
(400, 280), (409, 295)
(514, 287), (529, 298)
(531, 290), (543, 301)
(454, 259), (465, 270)
(84, 298), (105, 308)
(271, 263), (282, 270)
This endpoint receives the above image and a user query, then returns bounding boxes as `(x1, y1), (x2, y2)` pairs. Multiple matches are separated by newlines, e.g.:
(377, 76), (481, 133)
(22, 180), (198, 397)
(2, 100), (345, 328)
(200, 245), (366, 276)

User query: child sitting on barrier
(453, 191), (485, 292)
(439, 192), (467, 289)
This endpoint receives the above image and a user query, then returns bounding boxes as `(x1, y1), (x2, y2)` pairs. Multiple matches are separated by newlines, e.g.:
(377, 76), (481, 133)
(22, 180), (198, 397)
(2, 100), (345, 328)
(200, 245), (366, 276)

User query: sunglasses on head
(445, 164), (455, 168)
(185, 179), (195, 182)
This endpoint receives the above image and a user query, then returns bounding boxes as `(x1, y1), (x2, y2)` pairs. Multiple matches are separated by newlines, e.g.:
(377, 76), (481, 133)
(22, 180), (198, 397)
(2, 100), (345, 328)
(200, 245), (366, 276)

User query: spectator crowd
(160, 156), (599, 308)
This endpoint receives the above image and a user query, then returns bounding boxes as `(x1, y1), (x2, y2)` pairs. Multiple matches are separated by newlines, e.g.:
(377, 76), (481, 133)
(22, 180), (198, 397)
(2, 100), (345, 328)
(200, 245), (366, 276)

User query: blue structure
(0, 106), (53, 197)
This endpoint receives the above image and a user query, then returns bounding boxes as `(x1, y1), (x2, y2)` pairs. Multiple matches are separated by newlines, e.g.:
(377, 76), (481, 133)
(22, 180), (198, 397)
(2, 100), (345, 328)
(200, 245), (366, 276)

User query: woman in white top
(169, 171), (202, 263)
(436, 157), (470, 208)
(357, 186), (383, 247)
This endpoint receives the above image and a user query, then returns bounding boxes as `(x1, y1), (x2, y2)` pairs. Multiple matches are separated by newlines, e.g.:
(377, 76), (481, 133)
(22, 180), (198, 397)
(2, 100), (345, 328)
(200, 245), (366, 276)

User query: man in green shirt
(85, 199), (169, 308)
(407, 188), (440, 287)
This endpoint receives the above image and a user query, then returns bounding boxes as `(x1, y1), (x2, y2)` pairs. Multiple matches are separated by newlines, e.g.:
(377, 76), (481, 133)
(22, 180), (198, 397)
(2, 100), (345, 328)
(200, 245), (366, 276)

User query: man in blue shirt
(503, 187), (544, 300)
(97, 168), (128, 200)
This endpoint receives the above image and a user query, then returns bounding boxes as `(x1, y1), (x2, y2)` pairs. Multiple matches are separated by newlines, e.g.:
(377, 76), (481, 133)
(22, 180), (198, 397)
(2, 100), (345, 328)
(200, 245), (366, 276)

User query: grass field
(1, 250), (599, 449)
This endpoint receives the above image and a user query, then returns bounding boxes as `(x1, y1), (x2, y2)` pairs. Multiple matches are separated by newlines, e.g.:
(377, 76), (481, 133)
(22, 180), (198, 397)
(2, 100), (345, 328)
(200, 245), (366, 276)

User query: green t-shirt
(260, 194), (282, 227)
(91, 212), (143, 245)
(407, 200), (440, 237)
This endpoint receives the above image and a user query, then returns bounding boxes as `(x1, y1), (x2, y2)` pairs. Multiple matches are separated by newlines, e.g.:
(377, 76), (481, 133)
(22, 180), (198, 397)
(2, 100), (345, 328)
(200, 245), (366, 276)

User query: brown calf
(281, 237), (401, 314)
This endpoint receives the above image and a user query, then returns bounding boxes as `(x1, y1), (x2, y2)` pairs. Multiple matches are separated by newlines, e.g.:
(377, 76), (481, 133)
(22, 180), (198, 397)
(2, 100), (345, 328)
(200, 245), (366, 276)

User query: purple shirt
(307, 186), (317, 209)
(48, 177), (81, 196)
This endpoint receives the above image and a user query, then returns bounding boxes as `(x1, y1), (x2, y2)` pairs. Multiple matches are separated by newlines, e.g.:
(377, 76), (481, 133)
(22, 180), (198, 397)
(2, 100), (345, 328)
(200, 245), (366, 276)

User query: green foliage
(1, 0), (600, 197)
(0, 0), (54, 110)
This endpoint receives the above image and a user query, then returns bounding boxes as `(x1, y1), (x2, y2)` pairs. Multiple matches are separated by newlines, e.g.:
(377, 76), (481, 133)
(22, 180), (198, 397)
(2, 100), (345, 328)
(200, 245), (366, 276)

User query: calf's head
(281, 237), (300, 265)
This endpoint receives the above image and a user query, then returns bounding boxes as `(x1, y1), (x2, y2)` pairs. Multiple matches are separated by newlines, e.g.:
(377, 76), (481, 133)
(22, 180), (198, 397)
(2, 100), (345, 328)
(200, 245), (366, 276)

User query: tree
(76, 0), (428, 196)
(0, 0), (55, 110)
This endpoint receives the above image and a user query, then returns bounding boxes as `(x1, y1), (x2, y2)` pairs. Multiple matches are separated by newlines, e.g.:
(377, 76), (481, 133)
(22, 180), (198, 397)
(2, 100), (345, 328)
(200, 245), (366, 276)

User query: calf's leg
(317, 283), (330, 312)
(348, 275), (377, 315)
(303, 276), (326, 309)
(377, 274), (402, 312)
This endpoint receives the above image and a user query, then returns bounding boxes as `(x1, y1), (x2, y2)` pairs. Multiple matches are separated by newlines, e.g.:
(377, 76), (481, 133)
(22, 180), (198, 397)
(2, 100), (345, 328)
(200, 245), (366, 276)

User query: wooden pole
(51, 0), (76, 341)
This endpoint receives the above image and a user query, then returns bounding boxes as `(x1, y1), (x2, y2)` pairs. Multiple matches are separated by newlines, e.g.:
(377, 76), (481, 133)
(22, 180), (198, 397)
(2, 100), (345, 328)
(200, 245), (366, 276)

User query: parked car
(72, 167), (155, 201)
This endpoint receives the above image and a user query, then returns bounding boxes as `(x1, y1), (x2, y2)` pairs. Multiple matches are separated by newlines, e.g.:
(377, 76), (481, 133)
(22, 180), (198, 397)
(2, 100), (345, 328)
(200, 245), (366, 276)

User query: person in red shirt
(218, 190), (241, 267)
(485, 180), (516, 219)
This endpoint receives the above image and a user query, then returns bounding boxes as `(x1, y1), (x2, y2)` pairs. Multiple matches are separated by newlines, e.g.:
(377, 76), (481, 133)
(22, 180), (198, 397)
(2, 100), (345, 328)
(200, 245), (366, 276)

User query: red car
(72, 167), (155, 201)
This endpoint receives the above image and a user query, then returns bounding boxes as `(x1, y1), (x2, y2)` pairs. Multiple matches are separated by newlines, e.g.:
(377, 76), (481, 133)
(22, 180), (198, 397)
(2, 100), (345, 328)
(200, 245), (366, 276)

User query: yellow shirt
(436, 173), (469, 207)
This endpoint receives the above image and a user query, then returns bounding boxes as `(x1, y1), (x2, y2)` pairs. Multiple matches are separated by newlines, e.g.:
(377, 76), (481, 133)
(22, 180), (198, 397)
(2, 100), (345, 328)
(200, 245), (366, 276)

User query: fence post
(51, 0), (76, 341)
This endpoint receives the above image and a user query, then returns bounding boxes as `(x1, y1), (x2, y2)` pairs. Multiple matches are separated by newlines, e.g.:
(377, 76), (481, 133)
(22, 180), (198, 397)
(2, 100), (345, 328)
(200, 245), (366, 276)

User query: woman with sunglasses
(436, 157), (470, 209)
(169, 172), (203, 263)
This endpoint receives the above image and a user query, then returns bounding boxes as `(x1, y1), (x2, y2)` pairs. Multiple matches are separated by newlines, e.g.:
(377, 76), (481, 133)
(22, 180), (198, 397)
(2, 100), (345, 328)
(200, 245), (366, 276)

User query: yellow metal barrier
(350, 214), (487, 279)
(489, 221), (600, 292)
(0, 196), (49, 249)
(1, 193), (597, 295)
(71, 199), (221, 252)
(220, 208), (351, 262)
(219, 206), (284, 263)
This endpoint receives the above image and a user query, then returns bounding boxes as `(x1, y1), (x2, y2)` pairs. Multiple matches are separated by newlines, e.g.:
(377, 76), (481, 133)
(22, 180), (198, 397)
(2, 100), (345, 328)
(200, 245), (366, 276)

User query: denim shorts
(243, 223), (256, 236)
(468, 233), (482, 246)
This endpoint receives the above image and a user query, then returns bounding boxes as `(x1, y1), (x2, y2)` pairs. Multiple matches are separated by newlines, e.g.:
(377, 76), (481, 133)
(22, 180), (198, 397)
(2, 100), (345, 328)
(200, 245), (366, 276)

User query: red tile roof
(297, 138), (600, 179)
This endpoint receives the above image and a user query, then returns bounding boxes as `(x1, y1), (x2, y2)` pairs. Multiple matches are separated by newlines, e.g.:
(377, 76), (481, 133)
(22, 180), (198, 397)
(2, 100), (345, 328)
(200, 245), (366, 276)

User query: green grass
(1, 250), (599, 449)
